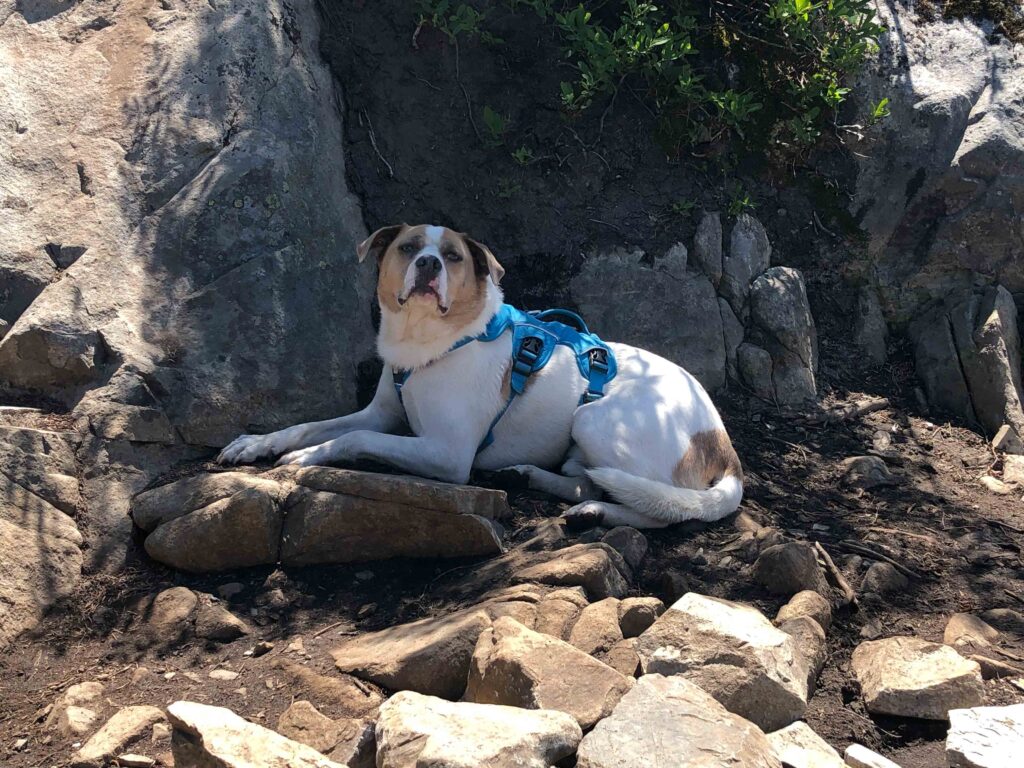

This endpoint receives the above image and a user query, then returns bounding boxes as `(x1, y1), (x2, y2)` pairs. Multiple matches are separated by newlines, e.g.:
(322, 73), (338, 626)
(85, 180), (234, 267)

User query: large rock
(947, 704), (1024, 768)
(167, 701), (345, 768)
(576, 674), (781, 768)
(46, 681), (106, 739)
(752, 542), (829, 597)
(692, 211), (724, 286)
(71, 706), (166, 768)
(0, 427), (83, 650)
(636, 593), (809, 732)
(0, 0), (374, 446)
(514, 543), (630, 599)
(748, 267), (818, 405)
(851, 636), (985, 719)
(571, 247), (726, 390)
(721, 213), (772, 320)
(132, 472), (284, 532)
(465, 616), (633, 729)
(375, 690), (581, 768)
(767, 721), (844, 768)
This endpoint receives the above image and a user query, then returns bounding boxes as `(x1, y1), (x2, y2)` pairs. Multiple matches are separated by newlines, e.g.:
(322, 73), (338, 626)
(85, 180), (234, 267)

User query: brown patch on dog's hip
(673, 429), (743, 489)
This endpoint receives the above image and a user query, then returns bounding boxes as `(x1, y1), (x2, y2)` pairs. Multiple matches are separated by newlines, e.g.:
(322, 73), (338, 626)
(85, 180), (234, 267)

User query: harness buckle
(589, 347), (609, 372)
(513, 336), (543, 376)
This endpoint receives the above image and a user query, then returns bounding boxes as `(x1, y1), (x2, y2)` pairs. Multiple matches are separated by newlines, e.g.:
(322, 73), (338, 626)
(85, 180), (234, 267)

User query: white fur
(219, 278), (743, 529)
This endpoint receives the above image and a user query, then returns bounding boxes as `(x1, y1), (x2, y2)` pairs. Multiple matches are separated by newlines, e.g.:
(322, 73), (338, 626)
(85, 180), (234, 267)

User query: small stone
(208, 669), (240, 681)
(851, 636), (984, 720)
(767, 721), (844, 767)
(844, 744), (902, 768)
(141, 587), (198, 633)
(46, 681), (105, 737)
(946, 703), (1024, 767)
(116, 755), (155, 768)
(287, 636), (306, 654)
(600, 527), (647, 571)
(14, 738), (28, 751)
(357, 603), (377, 619)
(980, 475), (1012, 495)
(217, 582), (245, 600)
(514, 544), (630, 600)
(660, 570), (690, 604)
(251, 640), (274, 657)
(992, 424), (1024, 454)
(195, 601), (250, 642)
(945, 613), (1001, 649)
(752, 542), (829, 596)
(861, 562), (909, 595)
(841, 456), (897, 489)
(617, 597), (665, 638)
(776, 590), (832, 632)
(375, 690), (581, 768)
(355, 570), (374, 581)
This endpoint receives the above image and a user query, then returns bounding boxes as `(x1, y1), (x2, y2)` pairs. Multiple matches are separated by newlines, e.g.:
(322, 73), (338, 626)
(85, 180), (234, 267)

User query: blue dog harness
(392, 304), (617, 451)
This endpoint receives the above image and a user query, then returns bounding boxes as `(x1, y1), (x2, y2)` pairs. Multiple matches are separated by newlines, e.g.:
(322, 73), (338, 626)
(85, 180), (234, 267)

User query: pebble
(209, 669), (240, 681)
(116, 755), (155, 768)
(251, 640), (274, 657)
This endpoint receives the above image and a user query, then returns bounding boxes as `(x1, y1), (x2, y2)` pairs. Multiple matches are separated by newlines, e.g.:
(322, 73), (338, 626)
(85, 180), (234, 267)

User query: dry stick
(799, 397), (890, 425)
(814, 541), (858, 608)
(361, 111), (394, 179)
(453, 39), (482, 142)
(835, 540), (922, 581)
(1005, 588), (1024, 606)
(313, 620), (347, 638)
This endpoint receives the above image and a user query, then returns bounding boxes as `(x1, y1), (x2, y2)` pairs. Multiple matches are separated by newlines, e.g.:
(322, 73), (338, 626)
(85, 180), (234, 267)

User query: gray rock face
(855, 289), (888, 366)
(749, 267), (818, 405)
(636, 593), (809, 732)
(721, 214), (772, 321)
(692, 211), (724, 286)
(571, 247), (726, 391)
(947, 704), (1024, 768)
(375, 690), (582, 768)
(576, 674), (781, 768)
(0, 0), (374, 448)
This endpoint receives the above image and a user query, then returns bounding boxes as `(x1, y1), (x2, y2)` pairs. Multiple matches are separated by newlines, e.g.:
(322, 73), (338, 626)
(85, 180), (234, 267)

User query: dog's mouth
(398, 280), (449, 314)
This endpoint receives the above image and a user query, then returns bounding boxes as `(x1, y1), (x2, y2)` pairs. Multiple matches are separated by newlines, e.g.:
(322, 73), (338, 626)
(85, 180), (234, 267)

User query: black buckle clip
(589, 347), (609, 372)
(513, 336), (543, 375)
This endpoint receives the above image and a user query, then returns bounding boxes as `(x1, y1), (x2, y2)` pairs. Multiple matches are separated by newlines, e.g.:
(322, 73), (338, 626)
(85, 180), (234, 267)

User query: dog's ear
(356, 224), (406, 263)
(463, 235), (505, 285)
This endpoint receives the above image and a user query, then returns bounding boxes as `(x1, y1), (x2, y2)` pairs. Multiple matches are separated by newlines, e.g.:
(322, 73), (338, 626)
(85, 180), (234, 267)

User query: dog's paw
(562, 501), (606, 530)
(275, 445), (327, 468)
(217, 434), (280, 465)
(489, 465), (533, 490)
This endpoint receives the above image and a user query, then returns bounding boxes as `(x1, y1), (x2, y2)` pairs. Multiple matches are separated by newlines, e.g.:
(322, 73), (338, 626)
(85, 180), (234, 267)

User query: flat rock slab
(576, 674), (780, 768)
(376, 690), (581, 768)
(851, 636), (985, 720)
(465, 616), (633, 729)
(134, 467), (509, 572)
(947, 704), (1024, 767)
(71, 706), (166, 768)
(636, 592), (809, 732)
(767, 722), (844, 767)
(168, 700), (345, 768)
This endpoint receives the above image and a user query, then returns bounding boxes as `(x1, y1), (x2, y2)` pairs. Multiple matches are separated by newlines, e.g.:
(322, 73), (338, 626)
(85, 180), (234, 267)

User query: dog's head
(357, 224), (504, 320)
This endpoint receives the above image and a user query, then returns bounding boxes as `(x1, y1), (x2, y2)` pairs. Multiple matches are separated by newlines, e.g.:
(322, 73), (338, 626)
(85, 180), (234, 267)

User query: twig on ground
(1005, 588), (1024, 605)
(313, 620), (347, 638)
(814, 541), (858, 608)
(835, 540), (922, 580)
(798, 397), (889, 425)
(453, 39), (482, 142)
(588, 218), (625, 235)
(361, 110), (394, 179)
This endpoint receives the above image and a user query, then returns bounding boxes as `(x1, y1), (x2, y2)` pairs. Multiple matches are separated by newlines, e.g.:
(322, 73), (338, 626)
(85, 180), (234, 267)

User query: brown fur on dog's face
(357, 224), (503, 328)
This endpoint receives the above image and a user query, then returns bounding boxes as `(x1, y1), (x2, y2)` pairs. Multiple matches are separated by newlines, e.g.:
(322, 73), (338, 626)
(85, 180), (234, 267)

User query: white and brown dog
(218, 224), (743, 529)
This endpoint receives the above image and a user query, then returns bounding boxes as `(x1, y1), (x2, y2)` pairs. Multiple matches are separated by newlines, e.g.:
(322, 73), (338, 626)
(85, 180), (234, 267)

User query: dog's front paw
(275, 445), (328, 468)
(489, 464), (533, 490)
(562, 501), (606, 530)
(217, 434), (280, 465)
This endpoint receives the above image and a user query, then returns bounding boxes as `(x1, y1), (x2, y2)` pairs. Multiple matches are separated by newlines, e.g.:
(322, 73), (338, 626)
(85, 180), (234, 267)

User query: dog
(218, 224), (743, 529)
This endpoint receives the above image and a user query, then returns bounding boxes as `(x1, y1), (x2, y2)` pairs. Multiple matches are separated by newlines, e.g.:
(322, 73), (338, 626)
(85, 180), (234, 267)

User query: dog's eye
(444, 252), (462, 262)
(399, 243), (415, 255)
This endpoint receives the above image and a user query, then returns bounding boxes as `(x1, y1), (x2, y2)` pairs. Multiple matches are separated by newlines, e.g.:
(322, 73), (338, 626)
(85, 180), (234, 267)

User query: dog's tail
(586, 467), (743, 524)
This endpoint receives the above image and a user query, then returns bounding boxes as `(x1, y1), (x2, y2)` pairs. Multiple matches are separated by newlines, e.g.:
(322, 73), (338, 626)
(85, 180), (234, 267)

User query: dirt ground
(2, 328), (1023, 768)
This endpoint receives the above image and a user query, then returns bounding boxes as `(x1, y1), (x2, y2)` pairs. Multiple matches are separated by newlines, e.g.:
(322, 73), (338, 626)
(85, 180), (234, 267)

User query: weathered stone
(637, 593), (809, 732)
(721, 214), (772, 320)
(855, 288), (888, 367)
(844, 744), (902, 768)
(601, 638), (641, 677)
(861, 562), (909, 594)
(168, 701), (345, 768)
(753, 542), (829, 597)
(767, 721), (844, 768)
(947, 704), (1024, 768)
(375, 690), (581, 768)
(721, 298), (745, 380)
(195, 601), (250, 642)
(576, 674), (781, 768)
(618, 597), (665, 638)
(738, 342), (776, 401)
(993, 425), (1024, 454)
(534, 597), (582, 641)
(571, 247), (726, 390)
(272, 659), (382, 719)
(116, 756), (155, 768)
(280, 485), (504, 565)
(144, 487), (283, 572)
(601, 527), (647, 571)
(132, 473), (285, 533)
(276, 701), (360, 756)
(514, 543), (630, 599)
(332, 608), (492, 700)
(693, 211), (724, 286)
(841, 456), (897, 490)
(749, 267), (818, 405)
(779, 617), (828, 689)
(980, 608), (1024, 636)
(142, 587), (198, 632)
(851, 636), (985, 719)
(776, 590), (832, 632)
(71, 706), (166, 768)
(465, 617), (633, 730)
(569, 598), (623, 656)
(945, 613), (1001, 650)
(46, 681), (106, 738)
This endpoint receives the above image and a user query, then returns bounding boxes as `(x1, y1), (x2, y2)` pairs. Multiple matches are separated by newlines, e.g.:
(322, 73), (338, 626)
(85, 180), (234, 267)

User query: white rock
(208, 669), (240, 681)
(375, 690), (581, 768)
(71, 706), (166, 768)
(767, 722), (844, 767)
(947, 704), (1024, 768)
(844, 744), (902, 768)
(167, 700), (345, 768)
(851, 636), (984, 720)
(636, 592), (809, 731)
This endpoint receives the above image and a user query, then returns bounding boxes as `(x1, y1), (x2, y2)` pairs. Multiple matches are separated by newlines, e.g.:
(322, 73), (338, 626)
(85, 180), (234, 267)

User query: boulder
(167, 701), (345, 768)
(132, 472), (285, 532)
(514, 543), (630, 599)
(851, 636), (985, 719)
(46, 681), (106, 739)
(738, 342), (776, 401)
(576, 674), (781, 768)
(600, 527), (647, 571)
(332, 608), (492, 700)
(947, 704), (1024, 768)
(618, 597), (665, 638)
(276, 701), (373, 764)
(752, 542), (829, 597)
(776, 590), (832, 632)
(571, 247), (726, 391)
(721, 214), (772, 320)
(861, 562), (909, 594)
(748, 267), (817, 405)
(569, 598), (623, 656)
(534, 596), (583, 641)
(945, 613), (1000, 650)
(465, 616), (633, 729)
(375, 690), (581, 768)
(636, 593), (809, 732)
(692, 211), (724, 286)
(71, 706), (166, 768)
(767, 721), (844, 768)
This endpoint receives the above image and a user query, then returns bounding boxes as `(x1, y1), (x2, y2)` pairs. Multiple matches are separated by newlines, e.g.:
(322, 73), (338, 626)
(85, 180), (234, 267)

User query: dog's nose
(415, 254), (442, 274)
